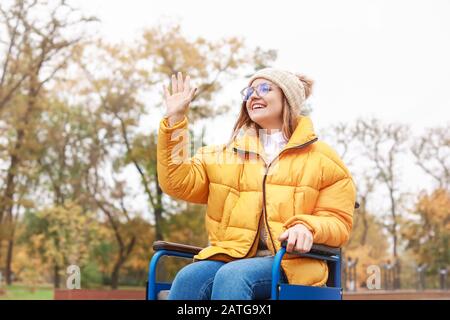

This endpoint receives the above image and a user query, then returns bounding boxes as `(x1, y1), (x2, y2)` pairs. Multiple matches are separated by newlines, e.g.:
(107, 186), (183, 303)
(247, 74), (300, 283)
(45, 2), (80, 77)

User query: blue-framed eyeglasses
(240, 83), (274, 101)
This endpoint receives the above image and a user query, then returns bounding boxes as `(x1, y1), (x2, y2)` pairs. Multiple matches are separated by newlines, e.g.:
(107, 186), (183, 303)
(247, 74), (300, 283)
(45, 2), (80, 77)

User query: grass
(116, 285), (146, 291)
(0, 284), (54, 300)
(0, 283), (146, 300)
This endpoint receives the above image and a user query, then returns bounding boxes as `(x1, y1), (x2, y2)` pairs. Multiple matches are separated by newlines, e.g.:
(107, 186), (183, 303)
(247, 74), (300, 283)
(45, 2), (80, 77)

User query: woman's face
(245, 78), (284, 130)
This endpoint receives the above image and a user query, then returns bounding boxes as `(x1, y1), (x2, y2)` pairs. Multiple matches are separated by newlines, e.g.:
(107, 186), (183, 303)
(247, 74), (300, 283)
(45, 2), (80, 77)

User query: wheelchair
(147, 240), (343, 300)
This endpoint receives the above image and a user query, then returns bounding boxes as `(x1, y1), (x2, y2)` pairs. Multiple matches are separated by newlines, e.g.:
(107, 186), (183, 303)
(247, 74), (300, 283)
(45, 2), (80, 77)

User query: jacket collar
(231, 116), (318, 155)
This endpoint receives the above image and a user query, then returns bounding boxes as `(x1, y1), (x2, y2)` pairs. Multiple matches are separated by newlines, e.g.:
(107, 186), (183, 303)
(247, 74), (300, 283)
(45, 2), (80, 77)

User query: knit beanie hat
(248, 68), (306, 113)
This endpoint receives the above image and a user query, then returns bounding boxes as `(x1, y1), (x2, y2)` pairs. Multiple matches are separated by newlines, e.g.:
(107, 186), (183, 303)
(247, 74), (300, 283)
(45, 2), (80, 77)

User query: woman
(157, 68), (356, 300)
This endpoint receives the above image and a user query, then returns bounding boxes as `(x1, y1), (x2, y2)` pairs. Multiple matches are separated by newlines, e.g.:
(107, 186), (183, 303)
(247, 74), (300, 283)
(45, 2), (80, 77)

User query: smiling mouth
(251, 103), (266, 110)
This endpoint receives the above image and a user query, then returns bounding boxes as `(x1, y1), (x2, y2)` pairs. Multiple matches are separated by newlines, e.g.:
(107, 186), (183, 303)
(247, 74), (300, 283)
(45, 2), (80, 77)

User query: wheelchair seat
(147, 240), (342, 300)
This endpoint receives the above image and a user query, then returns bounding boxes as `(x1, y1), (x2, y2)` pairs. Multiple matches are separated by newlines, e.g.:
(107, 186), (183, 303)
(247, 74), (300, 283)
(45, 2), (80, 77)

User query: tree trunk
(361, 214), (369, 246)
(5, 233), (15, 285)
(54, 264), (61, 289)
(153, 173), (168, 281)
(393, 229), (398, 258)
(0, 239), (3, 268)
(0, 154), (18, 224)
(111, 256), (124, 290)
(110, 236), (136, 290)
(389, 189), (398, 258)
(155, 181), (164, 241)
(360, 198), (369, 246)
(3, 200), (17, 285)
(0, 94), (32, 224)
(0, 99), (33, 286)
(0, 94), (33, 252)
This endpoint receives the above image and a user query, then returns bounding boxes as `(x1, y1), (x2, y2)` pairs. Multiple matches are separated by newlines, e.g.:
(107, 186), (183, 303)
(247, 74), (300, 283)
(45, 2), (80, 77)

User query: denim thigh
(167, 260), (225, 300)
(211, 256), (278, 300)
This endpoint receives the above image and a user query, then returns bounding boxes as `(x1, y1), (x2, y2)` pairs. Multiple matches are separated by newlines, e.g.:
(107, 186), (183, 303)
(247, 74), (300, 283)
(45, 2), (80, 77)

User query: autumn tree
(411, 125), (450, 189)
(31, 99), (108, 287)
(406, 124), (450, 275)
(0, 0), (96, 284)
(87, 173), (141, 290)
(36, 102), (102, 209)
(353, 118), (410, 258)
(118, 217), (155, 286)
(402, 189), (450, 273)
(21, 201), (100, 288)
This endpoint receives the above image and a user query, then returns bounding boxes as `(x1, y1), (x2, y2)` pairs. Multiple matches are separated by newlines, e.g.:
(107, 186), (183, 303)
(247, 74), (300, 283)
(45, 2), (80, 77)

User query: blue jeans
(167, 256), (286, 300)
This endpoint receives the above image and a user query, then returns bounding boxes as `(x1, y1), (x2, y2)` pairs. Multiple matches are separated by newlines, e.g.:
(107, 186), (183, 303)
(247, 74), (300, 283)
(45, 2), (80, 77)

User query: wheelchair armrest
(281, 241), (340, 257)
(152, 241), (204, 256)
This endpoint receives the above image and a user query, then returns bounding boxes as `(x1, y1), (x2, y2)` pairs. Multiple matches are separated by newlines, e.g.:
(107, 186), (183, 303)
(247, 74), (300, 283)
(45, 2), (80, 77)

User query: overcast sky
(75, 0), (450, 131)
(72, 0), (449, 220)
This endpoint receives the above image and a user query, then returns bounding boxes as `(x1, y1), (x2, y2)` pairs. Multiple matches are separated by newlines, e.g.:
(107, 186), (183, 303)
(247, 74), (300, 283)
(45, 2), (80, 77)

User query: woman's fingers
(280, 229), (313, 254)
(169, 72), (190, 96)
(177, 72), (184, 93)
(298, 232), (313, 253)
(278, 230), (289, 242)
(286, 230), (297, 253)
(295, 233), (306, 253)
(171, 74), (177, 95)
(304, 235), (313, 253)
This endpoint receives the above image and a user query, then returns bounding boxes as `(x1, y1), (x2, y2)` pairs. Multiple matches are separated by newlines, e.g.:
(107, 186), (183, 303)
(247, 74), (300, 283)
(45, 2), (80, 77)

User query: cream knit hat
(248, 68), (306, 112)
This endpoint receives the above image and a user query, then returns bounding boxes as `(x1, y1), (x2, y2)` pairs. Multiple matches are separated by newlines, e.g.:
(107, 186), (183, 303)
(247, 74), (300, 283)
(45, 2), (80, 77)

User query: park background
(0, 0), (448, 299)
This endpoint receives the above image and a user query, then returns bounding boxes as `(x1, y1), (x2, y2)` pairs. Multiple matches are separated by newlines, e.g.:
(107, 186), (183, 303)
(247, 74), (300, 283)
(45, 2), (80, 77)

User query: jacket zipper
(261, 138), (318, 254)
(233, 137), (318, 258)
(243, 212), (264, 258)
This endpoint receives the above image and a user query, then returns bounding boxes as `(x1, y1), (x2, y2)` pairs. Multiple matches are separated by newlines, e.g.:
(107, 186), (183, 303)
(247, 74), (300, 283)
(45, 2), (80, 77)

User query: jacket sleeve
(157, 116), (209, 204)
(282, 154), (356, 248)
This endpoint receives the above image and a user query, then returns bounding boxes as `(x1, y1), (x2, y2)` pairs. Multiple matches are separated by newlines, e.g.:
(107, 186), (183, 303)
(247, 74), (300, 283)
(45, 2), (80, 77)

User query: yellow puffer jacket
(157, 115), (356, 286)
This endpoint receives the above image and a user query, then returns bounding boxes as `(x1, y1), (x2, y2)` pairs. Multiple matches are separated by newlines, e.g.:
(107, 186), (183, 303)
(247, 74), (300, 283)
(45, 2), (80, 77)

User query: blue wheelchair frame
(147, 241), (342, 300)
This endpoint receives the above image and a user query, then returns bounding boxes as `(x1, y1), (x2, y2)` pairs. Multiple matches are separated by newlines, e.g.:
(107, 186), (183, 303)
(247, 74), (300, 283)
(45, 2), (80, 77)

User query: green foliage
(80, 261), (103, 289)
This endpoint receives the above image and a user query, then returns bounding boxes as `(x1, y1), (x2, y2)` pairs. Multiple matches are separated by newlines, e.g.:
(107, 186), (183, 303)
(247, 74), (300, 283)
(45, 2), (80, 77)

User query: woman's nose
(249, 89), (260, 100)
(249, 92), (262, 103)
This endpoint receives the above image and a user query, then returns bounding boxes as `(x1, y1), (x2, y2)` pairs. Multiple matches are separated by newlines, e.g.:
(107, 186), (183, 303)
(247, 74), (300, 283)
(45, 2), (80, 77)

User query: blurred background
(0, 0), (448, 299)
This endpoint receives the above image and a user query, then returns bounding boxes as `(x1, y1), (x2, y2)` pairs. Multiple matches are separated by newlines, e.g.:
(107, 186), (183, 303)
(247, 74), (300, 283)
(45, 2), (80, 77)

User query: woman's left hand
(278, 224), (313, 254)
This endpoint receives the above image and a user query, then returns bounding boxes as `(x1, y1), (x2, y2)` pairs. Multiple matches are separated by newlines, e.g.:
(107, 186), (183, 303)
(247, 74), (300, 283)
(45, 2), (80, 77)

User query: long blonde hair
(228, 74), (314, 144)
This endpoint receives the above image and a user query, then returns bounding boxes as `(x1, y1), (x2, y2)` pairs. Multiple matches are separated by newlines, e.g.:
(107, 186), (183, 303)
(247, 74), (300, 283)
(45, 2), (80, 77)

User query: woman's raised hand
(163, 72), (197, 126)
